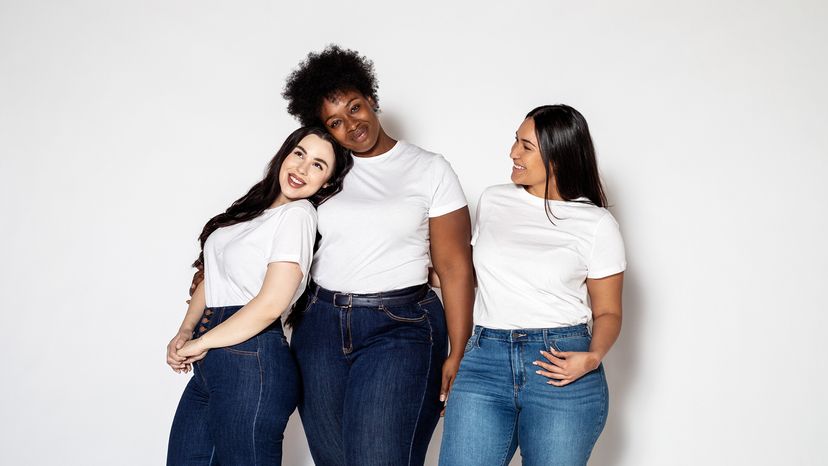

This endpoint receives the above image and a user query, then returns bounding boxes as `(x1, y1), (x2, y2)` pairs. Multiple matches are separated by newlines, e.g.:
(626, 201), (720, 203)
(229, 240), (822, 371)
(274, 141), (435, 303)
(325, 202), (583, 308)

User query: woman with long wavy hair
(165, 126), (352, 465)
(440, 105), (626, 466)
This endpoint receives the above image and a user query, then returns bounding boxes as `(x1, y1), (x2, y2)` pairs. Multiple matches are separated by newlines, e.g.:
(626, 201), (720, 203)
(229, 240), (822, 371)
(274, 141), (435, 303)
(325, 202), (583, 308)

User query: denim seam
(586, 365), (609, 459)
(498, 413), (519, 466)
(224, 347), (259, 355)
(380, 304), (428, 323)
(406, 309), (435, 465)
(251, 350), (264, 466)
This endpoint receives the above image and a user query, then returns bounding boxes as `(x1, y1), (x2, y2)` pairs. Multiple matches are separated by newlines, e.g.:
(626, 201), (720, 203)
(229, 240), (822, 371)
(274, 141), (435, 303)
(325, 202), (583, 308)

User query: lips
(351, 125), (368, 143)
(512, 163), (526, 171)
(287, 173), (306, 189)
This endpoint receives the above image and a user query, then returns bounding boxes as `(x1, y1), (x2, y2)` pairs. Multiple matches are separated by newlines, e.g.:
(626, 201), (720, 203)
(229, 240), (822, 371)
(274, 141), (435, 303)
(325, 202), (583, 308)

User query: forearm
(179, 282), (206, 333)
(198, 295), (287, 350)
(589, 312), (622, 362)
(437, 265), (475, 358)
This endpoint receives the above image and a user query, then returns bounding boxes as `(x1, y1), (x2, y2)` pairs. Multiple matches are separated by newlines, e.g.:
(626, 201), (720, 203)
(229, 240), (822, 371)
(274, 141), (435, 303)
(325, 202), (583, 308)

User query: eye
(523, 145), (531, 151)
(294, 150), (304, 158)
(329, 120), (341, 129)
(313, 162), (324, 170)
(350, 104), (360, 113)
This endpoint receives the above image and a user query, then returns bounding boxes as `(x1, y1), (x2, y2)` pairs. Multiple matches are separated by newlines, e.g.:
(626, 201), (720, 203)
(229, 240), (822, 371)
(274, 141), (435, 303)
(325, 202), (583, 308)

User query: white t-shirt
(203, 200), (317, 308)
(472, 184), (626, 329)
(312, 141), (468, 293)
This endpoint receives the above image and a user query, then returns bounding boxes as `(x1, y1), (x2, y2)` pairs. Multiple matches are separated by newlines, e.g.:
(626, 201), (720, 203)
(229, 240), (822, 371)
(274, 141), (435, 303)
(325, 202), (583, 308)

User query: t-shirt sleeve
(470, 190), (486, 246)
(268, 207), (317, 280)
(587, 212), (627, 279)
(428, 155), (468, 218)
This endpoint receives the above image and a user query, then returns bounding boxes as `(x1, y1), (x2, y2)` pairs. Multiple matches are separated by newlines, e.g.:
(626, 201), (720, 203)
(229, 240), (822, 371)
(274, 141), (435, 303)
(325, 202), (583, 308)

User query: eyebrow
(516, 133), (537, 148)
(324, 98), (360, 123)
(296, 145), (307, 154)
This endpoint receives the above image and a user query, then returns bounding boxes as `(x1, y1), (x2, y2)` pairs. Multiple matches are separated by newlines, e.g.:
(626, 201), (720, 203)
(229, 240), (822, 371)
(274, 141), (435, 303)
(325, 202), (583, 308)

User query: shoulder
(400, 142), (452, 169)
(280, 200), (318, 222)
(479, 184), (521, 204)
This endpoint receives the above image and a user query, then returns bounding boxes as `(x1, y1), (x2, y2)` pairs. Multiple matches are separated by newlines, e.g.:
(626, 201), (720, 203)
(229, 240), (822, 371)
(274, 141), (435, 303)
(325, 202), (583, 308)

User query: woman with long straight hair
(439, 105), (626, 466)
(165, 126), (352, 465)
(280, 45), (475, 466)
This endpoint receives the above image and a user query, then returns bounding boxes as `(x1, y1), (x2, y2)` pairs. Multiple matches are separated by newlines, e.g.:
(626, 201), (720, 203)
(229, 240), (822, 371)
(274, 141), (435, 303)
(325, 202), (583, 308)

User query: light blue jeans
(439, 325), (608, 466)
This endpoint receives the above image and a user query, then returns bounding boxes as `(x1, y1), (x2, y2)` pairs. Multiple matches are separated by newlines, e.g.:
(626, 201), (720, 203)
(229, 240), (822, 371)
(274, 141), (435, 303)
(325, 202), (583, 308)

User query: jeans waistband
(195, 305), (283, 338)
(311, 283), (430, 308)
(475, 324), (589, 342)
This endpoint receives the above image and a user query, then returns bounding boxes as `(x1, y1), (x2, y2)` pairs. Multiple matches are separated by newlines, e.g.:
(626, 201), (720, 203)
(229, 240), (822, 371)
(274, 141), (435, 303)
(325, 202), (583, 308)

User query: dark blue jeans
(439, 325), (608, 466)
(291, 284), (448, 466)
(167, 306), (300, 465)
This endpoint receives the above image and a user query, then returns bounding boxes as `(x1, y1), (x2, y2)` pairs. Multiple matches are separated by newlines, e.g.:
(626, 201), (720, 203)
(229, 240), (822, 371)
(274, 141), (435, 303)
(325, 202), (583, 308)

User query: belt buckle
(333, 292), (352, 307)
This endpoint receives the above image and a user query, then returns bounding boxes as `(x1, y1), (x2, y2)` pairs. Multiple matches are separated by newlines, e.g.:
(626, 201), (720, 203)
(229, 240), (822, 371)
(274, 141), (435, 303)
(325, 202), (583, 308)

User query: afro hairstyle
(282, 45), (380, 127)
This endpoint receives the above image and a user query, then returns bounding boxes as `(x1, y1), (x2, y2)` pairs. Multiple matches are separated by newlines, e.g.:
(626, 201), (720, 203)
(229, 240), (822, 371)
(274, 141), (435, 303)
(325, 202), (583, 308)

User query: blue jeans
(439, 325), (608, 466)
(290, 284), (448, 466)
(167, 306), (300, 465)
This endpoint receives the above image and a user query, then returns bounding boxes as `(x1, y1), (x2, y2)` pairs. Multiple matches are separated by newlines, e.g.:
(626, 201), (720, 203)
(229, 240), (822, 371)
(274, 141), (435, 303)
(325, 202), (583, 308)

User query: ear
(367, 96), (379, 112)
(322, 183), (331, 189)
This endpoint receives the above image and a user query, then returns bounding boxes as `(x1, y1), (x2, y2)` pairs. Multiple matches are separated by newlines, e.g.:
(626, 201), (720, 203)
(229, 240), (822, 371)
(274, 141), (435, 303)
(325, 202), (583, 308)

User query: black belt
(312, 283), (430, 308)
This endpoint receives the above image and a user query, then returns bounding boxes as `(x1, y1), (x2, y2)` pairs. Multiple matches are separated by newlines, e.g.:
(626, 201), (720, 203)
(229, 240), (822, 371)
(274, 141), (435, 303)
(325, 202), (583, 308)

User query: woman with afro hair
(282, 45), (475, 466)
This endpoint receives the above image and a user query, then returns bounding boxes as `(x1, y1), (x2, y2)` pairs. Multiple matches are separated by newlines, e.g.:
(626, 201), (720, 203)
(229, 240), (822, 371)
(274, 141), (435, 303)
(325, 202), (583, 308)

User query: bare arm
(534, 272), (624, 386)
(429, 207), (475, 400)
(178, 262), (303, 356)
(166, 281), (207, 373)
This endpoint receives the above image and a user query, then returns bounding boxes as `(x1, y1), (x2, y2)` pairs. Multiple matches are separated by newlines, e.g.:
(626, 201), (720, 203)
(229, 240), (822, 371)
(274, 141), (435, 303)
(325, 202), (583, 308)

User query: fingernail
(440, 394), (446, 402)
(532, 361), (538, 365)
(535, 370), (541, 374)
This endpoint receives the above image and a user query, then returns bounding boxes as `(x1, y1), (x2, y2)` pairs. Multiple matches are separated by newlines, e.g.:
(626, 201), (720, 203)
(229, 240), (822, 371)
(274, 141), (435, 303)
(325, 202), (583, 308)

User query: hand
(533, 349), (600, 387)
(439, 354), (462, 415)
(166, 331), (192, 374)
(177, 338), (209, 363)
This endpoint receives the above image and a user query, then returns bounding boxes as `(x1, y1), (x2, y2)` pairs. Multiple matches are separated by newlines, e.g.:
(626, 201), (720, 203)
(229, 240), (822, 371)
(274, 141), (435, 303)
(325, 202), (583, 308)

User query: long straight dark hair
(192, 126), (352, 270)
(526, 105), (607, 221)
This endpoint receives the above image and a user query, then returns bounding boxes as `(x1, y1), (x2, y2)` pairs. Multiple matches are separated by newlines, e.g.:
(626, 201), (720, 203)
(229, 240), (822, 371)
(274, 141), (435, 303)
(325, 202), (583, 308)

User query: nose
(296, 161), (308, 175)
(509, 141), (519, 160)
(345, 115), (359, 132)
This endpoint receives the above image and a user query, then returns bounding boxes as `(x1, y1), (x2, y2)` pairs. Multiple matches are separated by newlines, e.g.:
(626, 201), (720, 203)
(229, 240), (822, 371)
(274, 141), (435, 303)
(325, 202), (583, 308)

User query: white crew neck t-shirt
(203, 200), (317, 308)
(472, 184), (626, 329)
(312, 141), (468, 293)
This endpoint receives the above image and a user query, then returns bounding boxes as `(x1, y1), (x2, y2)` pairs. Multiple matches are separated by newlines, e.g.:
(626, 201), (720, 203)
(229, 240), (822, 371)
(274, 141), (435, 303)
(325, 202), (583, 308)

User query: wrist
(587, 351), (603, 370)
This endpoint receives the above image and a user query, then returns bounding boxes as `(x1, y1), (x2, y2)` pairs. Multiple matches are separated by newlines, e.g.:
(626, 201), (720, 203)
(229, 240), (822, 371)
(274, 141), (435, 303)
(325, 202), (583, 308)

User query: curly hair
(282, 45), (379, 126)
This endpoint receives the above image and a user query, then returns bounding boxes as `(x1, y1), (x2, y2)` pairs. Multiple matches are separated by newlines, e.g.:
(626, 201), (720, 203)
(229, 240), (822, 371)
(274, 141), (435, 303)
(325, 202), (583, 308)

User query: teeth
(289, 174), (305, 185)
(513, 164), (525, 170)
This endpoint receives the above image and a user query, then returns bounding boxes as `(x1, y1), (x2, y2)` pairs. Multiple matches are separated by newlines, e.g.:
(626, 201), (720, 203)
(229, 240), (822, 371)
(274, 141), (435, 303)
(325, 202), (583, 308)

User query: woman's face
(278, 134), (336, 202)
(319, 89), (382, 154)
(510, 117), (551, 196)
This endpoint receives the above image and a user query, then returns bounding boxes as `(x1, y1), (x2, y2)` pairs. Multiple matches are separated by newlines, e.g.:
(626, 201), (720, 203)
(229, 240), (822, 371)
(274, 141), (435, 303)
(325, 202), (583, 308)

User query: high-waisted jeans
(291, 283), (448, 466)
(167, 306), (299, 466)
(439, 325), (608, 466)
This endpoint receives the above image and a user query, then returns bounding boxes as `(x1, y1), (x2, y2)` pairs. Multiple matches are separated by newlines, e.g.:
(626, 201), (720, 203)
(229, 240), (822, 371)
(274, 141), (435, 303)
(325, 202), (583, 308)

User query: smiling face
(275, 134), (336, 205)
(319, 89), (393, 156)
(510, 117), (559, 199)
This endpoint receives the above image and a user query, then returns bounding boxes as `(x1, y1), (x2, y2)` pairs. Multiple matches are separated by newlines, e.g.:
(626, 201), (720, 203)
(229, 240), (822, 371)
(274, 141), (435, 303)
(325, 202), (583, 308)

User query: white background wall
(1, 0), (826, 464)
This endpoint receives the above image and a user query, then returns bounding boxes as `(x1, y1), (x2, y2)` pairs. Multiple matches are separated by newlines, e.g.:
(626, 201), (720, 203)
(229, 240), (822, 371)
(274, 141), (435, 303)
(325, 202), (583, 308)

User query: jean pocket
(223, 336), (259, 355)
(549, 334), (591, 353)
(380, 303), (428, 323)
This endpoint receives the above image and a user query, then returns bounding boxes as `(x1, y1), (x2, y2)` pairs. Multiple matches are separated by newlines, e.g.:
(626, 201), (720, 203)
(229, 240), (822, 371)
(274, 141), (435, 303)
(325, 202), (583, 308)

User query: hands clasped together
(166, 331), (209, 374)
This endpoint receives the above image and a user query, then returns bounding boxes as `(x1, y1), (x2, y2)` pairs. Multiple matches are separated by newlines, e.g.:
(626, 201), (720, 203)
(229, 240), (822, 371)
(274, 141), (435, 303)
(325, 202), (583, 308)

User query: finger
(549, 349), (572, 358)
(535, 369), (566, 379)
(539, 350), (566, 367)
(440, 375), (452, 402)
(175, 337), (187, 350)
(533, 360), (566, 374)
(548, 378), (573, 387)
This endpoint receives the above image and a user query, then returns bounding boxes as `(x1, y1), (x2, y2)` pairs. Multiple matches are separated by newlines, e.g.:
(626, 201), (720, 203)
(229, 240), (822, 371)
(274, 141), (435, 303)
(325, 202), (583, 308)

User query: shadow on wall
(590, 178), (644, 466)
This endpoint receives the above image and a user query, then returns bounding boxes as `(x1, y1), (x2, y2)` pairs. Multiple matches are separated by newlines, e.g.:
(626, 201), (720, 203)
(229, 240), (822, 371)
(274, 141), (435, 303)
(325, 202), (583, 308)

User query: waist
(195, 305), (284, 338)
(474, 324), (589, 342)
(311, 283), (430, 308)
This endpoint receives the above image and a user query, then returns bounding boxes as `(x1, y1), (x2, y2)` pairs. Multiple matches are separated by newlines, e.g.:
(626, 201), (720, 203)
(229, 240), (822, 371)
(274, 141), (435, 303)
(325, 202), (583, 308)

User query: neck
(354, 129), (397, 158)
(526, 182), (563, 201)
(270, 193), (291, 208)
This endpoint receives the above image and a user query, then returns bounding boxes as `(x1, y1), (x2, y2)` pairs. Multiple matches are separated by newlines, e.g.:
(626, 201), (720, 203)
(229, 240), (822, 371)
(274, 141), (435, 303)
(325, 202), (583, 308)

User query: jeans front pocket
(223, 336), (259, 355)
(380, 302), (428, 323)
(549, 334), (591, 353)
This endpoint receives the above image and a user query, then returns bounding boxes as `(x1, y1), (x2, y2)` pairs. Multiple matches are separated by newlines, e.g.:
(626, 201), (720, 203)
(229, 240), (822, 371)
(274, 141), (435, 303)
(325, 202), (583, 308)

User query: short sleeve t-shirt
(472, 184), (626, 329)
(203, 200), (317, 308)
(312, 141), (468, 293)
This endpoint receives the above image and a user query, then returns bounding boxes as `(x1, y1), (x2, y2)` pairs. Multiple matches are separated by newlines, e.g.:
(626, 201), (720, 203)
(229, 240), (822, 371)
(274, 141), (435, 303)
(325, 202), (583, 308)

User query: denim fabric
(291, 285), (448, 466)
(167, 306), (299, 466)
(439, 325), (608, 466)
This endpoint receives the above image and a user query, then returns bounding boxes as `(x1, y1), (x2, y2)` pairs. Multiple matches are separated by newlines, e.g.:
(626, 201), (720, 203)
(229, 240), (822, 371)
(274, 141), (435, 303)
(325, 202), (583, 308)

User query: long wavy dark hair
(192, 126), (352, 270)
(526, 105), (607, 221)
